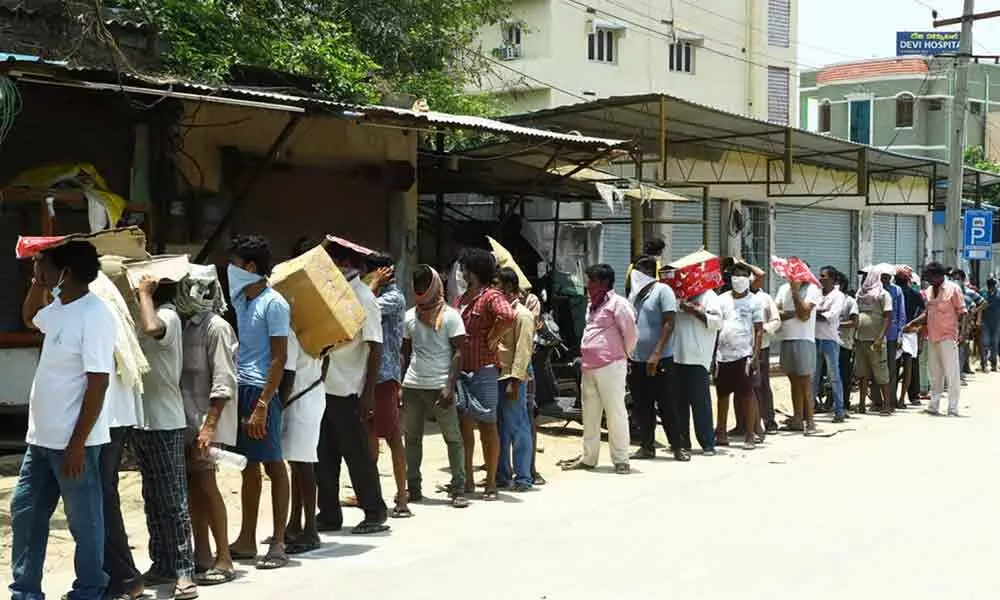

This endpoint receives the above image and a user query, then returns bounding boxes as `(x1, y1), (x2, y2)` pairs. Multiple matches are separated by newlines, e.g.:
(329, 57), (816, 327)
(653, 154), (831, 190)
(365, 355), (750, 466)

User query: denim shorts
(457, 366), (500, 423)
(235, 384), (283, 463)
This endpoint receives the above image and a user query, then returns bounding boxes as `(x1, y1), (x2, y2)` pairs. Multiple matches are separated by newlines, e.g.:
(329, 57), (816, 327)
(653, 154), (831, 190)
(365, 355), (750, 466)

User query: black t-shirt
(901, 285), (926, 323)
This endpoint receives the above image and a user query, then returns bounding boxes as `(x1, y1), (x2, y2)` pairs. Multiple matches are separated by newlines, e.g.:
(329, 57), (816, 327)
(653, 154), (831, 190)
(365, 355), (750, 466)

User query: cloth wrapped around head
(175, 264), (228, 317)
(413, 264), (445, 331)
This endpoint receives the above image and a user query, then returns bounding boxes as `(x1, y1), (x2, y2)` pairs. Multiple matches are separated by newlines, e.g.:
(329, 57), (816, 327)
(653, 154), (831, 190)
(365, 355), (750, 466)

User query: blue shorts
(236, 384), (283, 463)
(457, 366), (500, 424)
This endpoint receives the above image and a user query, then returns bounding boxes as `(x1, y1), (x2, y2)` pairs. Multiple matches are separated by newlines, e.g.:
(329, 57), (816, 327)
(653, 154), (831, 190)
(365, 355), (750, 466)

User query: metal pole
(702, 186), (710, 249)
(945, 0), (975, 266)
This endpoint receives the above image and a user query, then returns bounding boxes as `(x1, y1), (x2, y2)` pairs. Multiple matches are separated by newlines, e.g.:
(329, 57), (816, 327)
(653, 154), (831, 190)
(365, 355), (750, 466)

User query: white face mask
(731, 276), (751, 294)
(51, 268), (67, 300)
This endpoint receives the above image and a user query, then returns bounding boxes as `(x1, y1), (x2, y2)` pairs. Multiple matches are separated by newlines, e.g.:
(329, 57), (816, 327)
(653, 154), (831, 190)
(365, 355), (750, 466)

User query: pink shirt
(581, 291), (638, 370)
(923, 281), (967, 343)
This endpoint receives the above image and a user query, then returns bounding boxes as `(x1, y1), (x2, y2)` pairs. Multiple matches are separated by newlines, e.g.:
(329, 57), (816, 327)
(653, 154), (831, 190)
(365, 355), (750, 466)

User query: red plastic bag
(15, 236), (67, 260)
(770, 255), (820, 286)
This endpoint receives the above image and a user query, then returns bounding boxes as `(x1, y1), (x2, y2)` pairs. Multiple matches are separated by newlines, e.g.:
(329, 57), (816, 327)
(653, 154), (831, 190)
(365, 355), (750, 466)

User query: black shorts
(715, 357), (754, 397)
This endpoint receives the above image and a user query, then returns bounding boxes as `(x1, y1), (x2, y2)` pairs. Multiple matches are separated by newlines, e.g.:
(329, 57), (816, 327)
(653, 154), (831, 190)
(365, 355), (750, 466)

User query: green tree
(964, 145), (1000, 205)
(106, 0), (511, 113)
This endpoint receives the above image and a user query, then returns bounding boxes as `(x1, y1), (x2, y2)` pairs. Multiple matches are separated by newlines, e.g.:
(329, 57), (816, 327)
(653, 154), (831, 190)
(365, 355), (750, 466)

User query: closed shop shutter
(775, 206), (855, 288)
(767, 66), (791, 125)
(872, 213), (922, 268)
(592, 200), (632, 294)
(895, 215), (921, 268)
(671, 200), (723, 260)
(767, 0), (791, 48)
(872, 213), (897, 265)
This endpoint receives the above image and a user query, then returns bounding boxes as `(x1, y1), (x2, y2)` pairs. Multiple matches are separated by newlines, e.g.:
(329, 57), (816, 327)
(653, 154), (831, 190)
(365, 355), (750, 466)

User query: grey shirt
(139, 305), (186, 431)
(180, 312), (238, 438)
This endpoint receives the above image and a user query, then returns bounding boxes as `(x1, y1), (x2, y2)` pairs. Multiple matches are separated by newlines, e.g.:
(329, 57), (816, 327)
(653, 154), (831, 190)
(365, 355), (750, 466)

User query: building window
(928, 99), (943, 111)
(896, 93), (915, 128)
(818, 100), (831, 133)
(767, 66), (790, 125)
(668, 42), (694, 73)
(588, 28), (617, 63)
(970, 100), (983, 115)
(767, 0), (791, 48)
(496, 23), (523, 60)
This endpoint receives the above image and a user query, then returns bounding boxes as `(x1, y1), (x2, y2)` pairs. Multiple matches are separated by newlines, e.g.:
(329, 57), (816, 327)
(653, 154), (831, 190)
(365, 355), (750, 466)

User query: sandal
(390, 505), (414, 518)
(193, 568), (235, 586)
(451, 496), (470, 508)
(142, 571), (174, 586)
(340, 496), (359, 507)
(532, 473), (547, 486)
(778, 424), (804, 432)
(351, 521), (391, 535)
(175, 583), (199, 600)
(483, 489), (499, 501)
(255, 547), (289, 570)
(285, 539), (321, 555)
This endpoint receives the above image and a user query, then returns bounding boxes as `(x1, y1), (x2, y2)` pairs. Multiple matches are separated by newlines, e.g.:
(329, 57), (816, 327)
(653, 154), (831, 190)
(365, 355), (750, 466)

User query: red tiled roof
(817, 58), (928, 84)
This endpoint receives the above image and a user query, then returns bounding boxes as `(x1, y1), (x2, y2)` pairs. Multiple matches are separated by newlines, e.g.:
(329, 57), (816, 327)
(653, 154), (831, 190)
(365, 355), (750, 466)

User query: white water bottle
(208, 447), (248, 470)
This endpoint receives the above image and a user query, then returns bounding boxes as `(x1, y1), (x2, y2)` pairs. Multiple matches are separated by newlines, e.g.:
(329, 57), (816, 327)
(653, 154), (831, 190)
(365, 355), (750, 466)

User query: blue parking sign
(962, 209), (993, 261)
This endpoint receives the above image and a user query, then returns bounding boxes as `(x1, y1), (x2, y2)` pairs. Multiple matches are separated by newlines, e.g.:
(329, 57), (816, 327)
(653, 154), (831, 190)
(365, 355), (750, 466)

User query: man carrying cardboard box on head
(224, 235), (292, 571)
(129, 256), (200, 598)
(315, 237), (390, 535)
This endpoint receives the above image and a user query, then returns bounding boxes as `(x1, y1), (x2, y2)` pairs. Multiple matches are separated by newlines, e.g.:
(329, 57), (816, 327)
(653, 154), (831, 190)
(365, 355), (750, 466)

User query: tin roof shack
(0, 61), (628, 421)
(0, 0), (159, 70)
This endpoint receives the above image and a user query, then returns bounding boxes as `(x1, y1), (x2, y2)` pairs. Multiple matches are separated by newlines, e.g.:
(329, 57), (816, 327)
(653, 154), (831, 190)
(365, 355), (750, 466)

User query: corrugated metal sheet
(873, 213), (922, 268)
(591, 200), (632, 294)
(775, 206), (855, 291)
(767, 66), (790, 125)
(767, 0), (791, 48)
(671, 200), (722, 259)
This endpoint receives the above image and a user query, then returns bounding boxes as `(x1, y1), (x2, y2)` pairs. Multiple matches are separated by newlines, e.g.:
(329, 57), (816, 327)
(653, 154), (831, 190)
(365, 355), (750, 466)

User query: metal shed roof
(1, 61), (630, 152)
(503, 93), (1000, 196)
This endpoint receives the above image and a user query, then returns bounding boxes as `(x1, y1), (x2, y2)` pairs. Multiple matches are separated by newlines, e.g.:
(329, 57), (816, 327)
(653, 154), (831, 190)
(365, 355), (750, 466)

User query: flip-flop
(175, 583), (199, 600)
(391, 506), (414, 518)
(142, 571), (174, 586)
(227, 545), (257, 560)
(286, 539), (321, 555)
(351, 521), (390, 535)
(255, 552), (289, 570)
(194, 568), (235, 586)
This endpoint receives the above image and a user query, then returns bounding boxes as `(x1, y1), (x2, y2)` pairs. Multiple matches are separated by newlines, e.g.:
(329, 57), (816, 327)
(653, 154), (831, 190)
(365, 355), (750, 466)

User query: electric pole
(944, 0), (975, 266)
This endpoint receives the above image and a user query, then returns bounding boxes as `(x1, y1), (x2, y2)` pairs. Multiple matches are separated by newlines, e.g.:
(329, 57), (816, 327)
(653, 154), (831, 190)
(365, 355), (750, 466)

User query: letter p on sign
(972, 216), (988, 244)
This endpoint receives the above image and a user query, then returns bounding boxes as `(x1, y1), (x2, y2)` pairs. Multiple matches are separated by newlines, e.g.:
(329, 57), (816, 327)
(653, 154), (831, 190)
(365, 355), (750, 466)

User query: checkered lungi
(130, 428), (194, 579)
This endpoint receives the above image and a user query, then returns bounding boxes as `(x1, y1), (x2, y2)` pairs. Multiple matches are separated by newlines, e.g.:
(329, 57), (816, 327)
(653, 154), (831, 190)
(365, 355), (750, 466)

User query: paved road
(13, 376), (1000, 600)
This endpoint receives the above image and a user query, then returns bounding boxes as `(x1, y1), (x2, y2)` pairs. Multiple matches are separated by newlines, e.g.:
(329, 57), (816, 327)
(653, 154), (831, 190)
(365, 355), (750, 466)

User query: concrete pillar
(858, 207), (874, 269)
(653, 200), (673, 261)
(923, 212), (934, 267)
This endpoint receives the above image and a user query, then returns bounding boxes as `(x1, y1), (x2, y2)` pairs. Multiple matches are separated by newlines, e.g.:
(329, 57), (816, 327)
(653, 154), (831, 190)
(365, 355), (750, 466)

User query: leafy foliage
(964, 145), (1000, 205)
(106, 0), (512, 111)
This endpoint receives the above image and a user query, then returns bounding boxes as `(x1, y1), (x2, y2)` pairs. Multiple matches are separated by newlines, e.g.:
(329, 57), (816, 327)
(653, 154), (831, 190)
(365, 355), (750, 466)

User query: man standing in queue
(627, 255), (676, 460)
(225, 235), (291, 570)
(11, 241), (117, 600)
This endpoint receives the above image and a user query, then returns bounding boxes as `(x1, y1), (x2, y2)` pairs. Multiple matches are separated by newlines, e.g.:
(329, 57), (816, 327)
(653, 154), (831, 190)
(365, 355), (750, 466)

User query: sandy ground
(0, 374), (825, 595)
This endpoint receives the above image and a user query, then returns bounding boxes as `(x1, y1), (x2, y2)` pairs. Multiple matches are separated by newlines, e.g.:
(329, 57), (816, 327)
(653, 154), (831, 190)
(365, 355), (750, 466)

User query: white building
(473, 0), (799, 124)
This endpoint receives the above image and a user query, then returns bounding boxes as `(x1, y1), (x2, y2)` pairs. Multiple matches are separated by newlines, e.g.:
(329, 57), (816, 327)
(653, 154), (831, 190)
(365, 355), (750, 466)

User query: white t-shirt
(286, 331), (324, 406)
(814, 287), (847, 343)
(716, 292), (764, 363)
(755, 290), (781, 350)
(776, 282), (823, 342)
(138, 305), (186, 431)
(403, 306), (466, 390)
(27, 293), (117, 449)
(325, 279), (383, 397)
(104, 371), (141, 429)
(673, 290), (723, 370)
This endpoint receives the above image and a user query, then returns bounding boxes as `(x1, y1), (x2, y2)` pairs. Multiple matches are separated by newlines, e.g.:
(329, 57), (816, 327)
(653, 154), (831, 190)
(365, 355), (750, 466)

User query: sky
(798, 0), (1000, 70)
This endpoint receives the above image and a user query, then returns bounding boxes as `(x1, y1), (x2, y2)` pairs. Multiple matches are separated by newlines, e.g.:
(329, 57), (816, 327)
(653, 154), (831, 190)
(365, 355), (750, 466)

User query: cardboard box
(124, 255), (191, 288)
(270, 245), (365, 357)
(662, 250), (723, 299)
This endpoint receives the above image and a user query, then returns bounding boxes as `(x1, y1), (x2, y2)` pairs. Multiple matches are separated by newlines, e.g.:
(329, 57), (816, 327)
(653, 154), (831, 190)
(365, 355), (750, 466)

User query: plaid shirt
(456, 287), (515, 372)
(375, 283), (406, 383)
